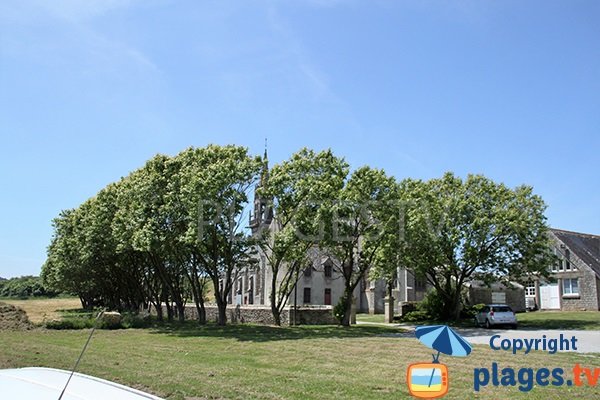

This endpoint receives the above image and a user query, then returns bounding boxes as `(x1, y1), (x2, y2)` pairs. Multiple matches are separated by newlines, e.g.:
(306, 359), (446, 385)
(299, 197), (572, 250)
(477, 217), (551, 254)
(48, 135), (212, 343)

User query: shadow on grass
(399, 319), (476, 329)
(149, 321), (411, 342)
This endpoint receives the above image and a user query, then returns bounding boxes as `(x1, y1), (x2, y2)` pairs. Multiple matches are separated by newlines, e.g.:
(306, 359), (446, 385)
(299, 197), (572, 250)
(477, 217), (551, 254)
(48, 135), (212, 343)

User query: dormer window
(550, 246), (577, 273)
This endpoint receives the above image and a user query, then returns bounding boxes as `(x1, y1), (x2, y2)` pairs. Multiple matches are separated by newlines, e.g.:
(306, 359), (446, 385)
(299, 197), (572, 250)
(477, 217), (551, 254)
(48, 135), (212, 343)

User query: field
(0, 297), (82, 323)
(1, 324), (599, 399)
(1, 299), (599, 399)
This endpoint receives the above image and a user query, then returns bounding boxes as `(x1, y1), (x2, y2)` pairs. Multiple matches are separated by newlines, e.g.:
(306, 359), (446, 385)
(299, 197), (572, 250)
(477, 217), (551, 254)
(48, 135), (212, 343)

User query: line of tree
(0, 275), (61, 298)
(42, 144), (555, 325)
(43, 145), (260, 325)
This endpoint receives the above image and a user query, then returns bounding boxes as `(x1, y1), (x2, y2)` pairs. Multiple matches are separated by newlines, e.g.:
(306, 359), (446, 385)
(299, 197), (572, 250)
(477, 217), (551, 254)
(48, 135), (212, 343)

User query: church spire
(250, 138), (273, 234)
(260, 138), (269, 186)
(264, 137), (268, 160)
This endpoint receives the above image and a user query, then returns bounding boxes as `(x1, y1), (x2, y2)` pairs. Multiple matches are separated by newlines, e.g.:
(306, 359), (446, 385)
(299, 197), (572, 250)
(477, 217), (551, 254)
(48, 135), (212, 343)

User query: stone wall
(558, 270), (600, 311)
(468, 284), (526, 312)
(153, 304), (337, 326)
(293, 307), (338, 325)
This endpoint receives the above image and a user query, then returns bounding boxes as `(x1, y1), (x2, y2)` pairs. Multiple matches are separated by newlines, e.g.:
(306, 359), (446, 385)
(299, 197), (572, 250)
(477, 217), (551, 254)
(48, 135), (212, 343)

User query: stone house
(525, 228), (600, 311)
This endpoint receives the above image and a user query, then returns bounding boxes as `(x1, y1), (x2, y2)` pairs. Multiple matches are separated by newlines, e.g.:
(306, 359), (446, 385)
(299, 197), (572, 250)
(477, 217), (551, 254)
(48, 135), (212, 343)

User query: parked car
(474, 304), (518, 329)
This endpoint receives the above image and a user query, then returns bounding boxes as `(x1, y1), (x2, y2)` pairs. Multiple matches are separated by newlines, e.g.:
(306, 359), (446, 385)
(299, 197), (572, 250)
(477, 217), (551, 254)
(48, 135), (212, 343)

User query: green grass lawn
(355, 313), (386, 324)
(1, 323), (599, 400)
(517, 311), (600, 330)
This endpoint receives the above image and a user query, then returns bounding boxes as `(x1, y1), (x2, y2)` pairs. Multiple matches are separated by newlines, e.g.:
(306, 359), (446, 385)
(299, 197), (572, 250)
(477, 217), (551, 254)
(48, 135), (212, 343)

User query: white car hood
(0, 367), (163, 400)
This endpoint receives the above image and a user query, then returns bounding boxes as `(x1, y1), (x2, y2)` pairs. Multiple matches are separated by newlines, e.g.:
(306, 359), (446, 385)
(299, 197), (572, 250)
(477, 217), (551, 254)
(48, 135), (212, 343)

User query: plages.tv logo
(407, 325), (473, 399)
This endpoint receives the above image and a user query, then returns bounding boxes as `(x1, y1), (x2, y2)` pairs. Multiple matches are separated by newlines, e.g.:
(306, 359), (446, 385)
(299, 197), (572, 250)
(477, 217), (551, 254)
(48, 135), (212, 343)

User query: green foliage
(45, 318), (97, 330)
(41, 145), (555, 329)
(44, 311), (150, 330)
(327, 166), (400, 326)
(120, 312), (151, 329)
(0, 276), (59, 298)
(42, 144), (258, 325)
(461, 303), (487, 319)
(399, 310), (432, 323)
(416, 290), (446, 321)
(257, 148), (349, 324)
(399, 172), (555, 320)
(333, 295), (350, 324)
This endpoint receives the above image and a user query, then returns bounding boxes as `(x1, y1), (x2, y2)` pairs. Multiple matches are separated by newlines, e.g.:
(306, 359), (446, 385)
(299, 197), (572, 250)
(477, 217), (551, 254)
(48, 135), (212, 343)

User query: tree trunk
(199, 300), (206, 324)
(189, 276), (207, 325)
(153, 301), (163, 322)
(451, 288), (462, 321)
(192, 294), (206, 324)
(269, 277), (282, 326)
(386, 282), (394, 323)
(176, 301), (185, 323)
(269, 263), (283, 326)
(271, 302), (281, 326)
(439, 289), (461, 321)
(341, 297), (352, 327)
(340, 284), (354, 327)
(217, 301), (227, 326)
(166, 301), (173, 321)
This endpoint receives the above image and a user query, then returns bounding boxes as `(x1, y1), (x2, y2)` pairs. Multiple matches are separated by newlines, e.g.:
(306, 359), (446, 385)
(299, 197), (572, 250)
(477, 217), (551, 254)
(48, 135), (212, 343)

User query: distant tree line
(42, 144), (555, 325)
(0, 275), (60, 298)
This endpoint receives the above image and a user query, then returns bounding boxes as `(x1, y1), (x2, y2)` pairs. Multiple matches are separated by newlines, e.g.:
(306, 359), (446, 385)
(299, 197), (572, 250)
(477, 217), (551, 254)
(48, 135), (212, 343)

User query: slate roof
(551, 228), (600, 278)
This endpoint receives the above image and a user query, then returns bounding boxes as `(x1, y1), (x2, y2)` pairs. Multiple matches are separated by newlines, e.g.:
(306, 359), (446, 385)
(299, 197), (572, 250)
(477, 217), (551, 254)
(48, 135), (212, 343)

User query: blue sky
(1, 0), (599, 278)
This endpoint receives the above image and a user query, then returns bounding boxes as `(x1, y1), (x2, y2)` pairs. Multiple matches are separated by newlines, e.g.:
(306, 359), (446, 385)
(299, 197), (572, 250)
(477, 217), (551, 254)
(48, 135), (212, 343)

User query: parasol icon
(415, 325), (472, 360)
(414, 325), (472, 388)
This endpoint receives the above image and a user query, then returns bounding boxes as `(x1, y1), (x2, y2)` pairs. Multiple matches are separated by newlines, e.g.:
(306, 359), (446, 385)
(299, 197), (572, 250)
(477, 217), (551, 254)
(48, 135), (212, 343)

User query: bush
(461, 303), (486, 319)
(400, 310), (432, 323)
(45, 318), (96, 330)
(45, 311), (150, 330)
(333, 295), (350, 324)
(121, 312), (151, 329)
(417, 290), (446, 321)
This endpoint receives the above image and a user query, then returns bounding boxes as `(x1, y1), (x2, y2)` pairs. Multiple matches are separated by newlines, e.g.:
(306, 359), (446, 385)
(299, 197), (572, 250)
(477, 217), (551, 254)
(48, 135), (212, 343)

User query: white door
(539, 284), (560, 309)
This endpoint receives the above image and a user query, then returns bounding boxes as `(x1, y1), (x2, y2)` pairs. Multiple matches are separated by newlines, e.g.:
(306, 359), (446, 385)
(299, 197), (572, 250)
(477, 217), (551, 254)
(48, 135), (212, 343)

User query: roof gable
(551, 228), (600, 278)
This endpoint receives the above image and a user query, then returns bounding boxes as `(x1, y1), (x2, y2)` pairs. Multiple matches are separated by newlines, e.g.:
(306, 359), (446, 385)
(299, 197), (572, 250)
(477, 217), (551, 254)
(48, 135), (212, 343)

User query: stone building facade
(466, 281), (526, 312)
(526, 228), (600, 311)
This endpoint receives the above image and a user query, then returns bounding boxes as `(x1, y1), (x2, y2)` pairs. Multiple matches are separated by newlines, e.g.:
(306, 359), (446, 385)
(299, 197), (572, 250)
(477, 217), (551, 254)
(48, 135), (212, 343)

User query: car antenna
(57, 309), (105, 400)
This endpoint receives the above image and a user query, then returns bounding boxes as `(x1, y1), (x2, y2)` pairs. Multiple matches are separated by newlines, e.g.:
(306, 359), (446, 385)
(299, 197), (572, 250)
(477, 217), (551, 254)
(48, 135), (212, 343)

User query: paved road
(456, 328), (600, 354)
(358, 322), (600, 353)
